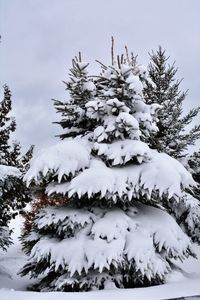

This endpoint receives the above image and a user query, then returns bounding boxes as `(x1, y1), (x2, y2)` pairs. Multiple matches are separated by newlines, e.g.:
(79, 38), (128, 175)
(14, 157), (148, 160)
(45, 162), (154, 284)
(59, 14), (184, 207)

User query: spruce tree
(143, 46), (200, 159)
(0, 85), (16, 165)
(142, 47), (200, 244)
(0, 85), (34, 170)
(0, 165), (29, 250)
(0, 85), (32, 250)
(20, 49), (198, 292)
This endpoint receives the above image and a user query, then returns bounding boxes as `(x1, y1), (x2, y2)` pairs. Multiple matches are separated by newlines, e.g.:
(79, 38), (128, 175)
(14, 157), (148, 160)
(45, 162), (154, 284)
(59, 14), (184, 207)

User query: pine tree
(0, 85), (34, 170)
(142, 47), (200, 245)
(20, 49), (198, 292)
(0, 165), (29, 250)
(0, 85), (33, 250)
(143, 46), (200, 159)
(0, 85), (16, 165)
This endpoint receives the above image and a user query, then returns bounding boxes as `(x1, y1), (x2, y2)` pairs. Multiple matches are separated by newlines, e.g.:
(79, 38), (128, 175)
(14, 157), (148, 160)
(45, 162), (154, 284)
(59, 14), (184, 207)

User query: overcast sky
(0, 0), (200, 151)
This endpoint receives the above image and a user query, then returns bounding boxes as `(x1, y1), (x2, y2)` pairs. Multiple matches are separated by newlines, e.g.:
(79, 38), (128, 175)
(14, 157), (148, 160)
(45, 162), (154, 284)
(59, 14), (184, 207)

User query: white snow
(126, 74), (144, 94)
(93, 139), (151, 165)
(82, 81), (96, 92)
(86, 99), (106, 120)
(24, 140), (90, 185)
(116, 112), (139, 130)
(66, 151), (195, 201)
(77, 62), (89, 71)
(93, 126), (108, 142)
(0, 281), (200, 300)
(0, 165), (20, 180)
(23, 203), (193, 282)
(36, 206), (94, 230)
(107, 98), (130, 114)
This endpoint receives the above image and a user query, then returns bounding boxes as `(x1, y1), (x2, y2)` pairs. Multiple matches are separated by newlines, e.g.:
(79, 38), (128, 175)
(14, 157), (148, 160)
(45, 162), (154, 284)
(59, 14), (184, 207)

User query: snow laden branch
(21, 203), (193, 291)
(25, 140), (195, 203)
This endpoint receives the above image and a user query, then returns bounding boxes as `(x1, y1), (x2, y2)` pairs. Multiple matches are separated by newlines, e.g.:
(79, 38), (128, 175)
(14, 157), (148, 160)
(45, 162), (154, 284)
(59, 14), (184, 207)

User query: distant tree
(186, 150), (200, 199)
(0, 85), (34, 170)
(187, 150), (200, 185)
(143, 46), (200, 159)
(142, 47), (200, 245)
(0, 85), (33, 250)
(0, 85), (17, 165)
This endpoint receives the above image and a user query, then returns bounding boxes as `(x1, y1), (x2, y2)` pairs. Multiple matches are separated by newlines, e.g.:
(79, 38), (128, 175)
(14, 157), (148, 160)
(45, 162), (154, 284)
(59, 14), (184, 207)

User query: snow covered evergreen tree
(143, 46), (200, 159)
(0, 85), (32, 250)
(142, 47), (200, 245)
(0, 85), (17, 166)
(0, 165), (23, 250)
(0, 85), (34, 171)
(20, 50), (198, 292)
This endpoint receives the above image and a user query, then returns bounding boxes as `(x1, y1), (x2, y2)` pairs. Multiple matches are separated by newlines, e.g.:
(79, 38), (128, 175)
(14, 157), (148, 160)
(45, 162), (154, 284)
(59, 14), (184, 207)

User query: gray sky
(0, 0), (200, 151)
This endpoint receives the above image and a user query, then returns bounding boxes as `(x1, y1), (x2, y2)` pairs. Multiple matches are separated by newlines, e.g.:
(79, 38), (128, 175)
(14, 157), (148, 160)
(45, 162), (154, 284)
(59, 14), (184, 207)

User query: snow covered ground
(0, 216), (200, 300)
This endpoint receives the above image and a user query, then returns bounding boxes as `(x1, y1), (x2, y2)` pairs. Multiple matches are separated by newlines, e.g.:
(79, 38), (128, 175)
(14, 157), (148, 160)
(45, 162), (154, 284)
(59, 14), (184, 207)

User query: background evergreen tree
(142, 47), (200, 242)
(143, 46), (200, 159)
(186, 150), (200, 199)
(20, 48), (198, 292)
(187, 150), (200, 185)
(0, 85), (33, 250)
(0, 85), (17, 165)
(0, 85), (34, 170)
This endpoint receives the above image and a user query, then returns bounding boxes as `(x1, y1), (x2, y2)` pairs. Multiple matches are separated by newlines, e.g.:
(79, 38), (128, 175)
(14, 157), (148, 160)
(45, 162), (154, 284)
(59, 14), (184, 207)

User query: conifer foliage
(186, 150), (200, 200)
(187, 150), (200, 186)
(143, 46), (200, 159)
(0, 85), (17, 166)
(20, 46), (198, 292)
(54, 53), (96, 139)
(0, 85), (33, 250)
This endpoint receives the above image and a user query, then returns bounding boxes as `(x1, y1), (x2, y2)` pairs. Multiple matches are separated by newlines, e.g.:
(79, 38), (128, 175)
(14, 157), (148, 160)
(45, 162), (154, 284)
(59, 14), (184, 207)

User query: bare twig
(111, 36), (115, 65)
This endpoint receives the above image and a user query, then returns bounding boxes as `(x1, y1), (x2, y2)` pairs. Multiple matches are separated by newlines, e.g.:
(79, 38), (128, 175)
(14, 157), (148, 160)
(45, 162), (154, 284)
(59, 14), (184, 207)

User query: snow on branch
(93, 139), (151, 165)
(0, 164), (20, 180)
(67, 151), (195, 201)
(28, 203), (192, 280)
(24, 140), (90, 185)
